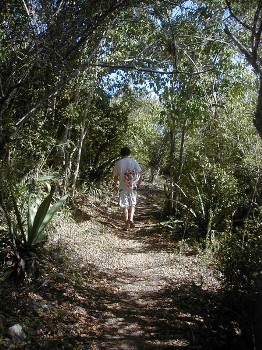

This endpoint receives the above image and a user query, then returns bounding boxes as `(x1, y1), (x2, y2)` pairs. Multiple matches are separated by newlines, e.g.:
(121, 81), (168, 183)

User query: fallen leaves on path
(0, 186), (246, 349)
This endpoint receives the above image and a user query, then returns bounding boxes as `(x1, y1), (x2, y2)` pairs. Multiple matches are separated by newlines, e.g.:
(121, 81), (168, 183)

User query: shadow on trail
(85, 271), (244, 350)
(1, 260), (241, 349)
(83, 186), (249, 350)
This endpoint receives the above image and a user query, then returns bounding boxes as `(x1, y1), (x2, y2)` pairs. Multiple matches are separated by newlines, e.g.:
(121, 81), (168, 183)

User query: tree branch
(224, 0), (252, 31)
(83, 62), (213, 76)
(252, 1), (262, 54)
(13, 59), (213, 131)
(224, 24), (260, 74)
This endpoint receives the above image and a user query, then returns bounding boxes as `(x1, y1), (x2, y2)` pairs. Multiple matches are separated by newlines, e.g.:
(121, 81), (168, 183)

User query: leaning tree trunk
(72, 120), (87, 195)
(173, 120), (186, 209)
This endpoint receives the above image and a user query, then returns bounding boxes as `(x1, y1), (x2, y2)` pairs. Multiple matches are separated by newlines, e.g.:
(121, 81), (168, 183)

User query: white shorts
(119, 189), (137, 208)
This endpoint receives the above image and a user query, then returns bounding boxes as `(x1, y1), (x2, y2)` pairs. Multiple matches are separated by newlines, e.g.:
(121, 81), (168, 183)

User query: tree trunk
(252, 275), (262, 350)
(254, 73), (262, 139)
(169, 127), (176, 214)
(72, 120), (87, 195)
(173, 121), (186, 209)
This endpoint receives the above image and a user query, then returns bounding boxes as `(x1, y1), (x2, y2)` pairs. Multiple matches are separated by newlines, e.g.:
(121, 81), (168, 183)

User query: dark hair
(120, 147), (131, 157)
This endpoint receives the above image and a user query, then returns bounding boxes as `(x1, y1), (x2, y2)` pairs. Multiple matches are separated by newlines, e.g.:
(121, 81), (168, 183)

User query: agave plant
(2, 183), (68, 281)
(26, 188), (68, 246)
(11, 185), (68, 247)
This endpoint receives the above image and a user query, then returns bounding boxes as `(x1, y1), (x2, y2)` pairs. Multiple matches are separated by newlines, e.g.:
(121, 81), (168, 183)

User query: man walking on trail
(113, 147), (142, 230)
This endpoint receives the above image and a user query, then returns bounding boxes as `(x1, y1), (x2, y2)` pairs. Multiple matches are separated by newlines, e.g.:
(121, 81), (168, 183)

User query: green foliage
(26, 189), (68, 246)
(1, 0), (262, 290)
(0, 175), (68, 281)
(79, 89), (132, 183)
(216, 220), (262, 296)
(7, 176), (68, 247)
(124, 95), (164, 166)
(173, 165), (240, 238)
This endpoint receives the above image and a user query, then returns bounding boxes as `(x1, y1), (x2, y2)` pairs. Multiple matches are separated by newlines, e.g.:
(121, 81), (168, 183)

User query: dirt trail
(60, 186), (240, 350)
(0, 186), (246, 350)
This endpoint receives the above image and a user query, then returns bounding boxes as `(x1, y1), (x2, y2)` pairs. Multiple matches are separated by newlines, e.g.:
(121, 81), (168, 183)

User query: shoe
(129, 221), (135, 229)
(123, 221), (130, 230)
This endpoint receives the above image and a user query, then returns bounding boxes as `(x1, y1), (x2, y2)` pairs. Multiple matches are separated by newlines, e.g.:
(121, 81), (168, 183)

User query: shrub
(215, 219), (262, 297)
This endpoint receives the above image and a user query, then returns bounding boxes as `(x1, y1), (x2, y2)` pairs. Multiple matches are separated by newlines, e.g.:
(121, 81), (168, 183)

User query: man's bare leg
(123, 207), (129, 229)
(129, 206), (135, 227)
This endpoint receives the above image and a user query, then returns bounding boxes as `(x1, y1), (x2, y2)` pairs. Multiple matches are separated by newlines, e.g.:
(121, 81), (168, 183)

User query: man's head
(120, 147), (131, 157)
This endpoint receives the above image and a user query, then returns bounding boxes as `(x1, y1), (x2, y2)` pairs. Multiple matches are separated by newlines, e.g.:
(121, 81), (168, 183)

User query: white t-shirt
(113, 157), (142, 190)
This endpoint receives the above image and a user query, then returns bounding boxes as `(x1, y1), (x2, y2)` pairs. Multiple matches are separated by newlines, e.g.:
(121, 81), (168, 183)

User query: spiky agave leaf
(27, 194), (38, 244)
(26, 189), (54, 245)
(31, 193), (68, 245)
